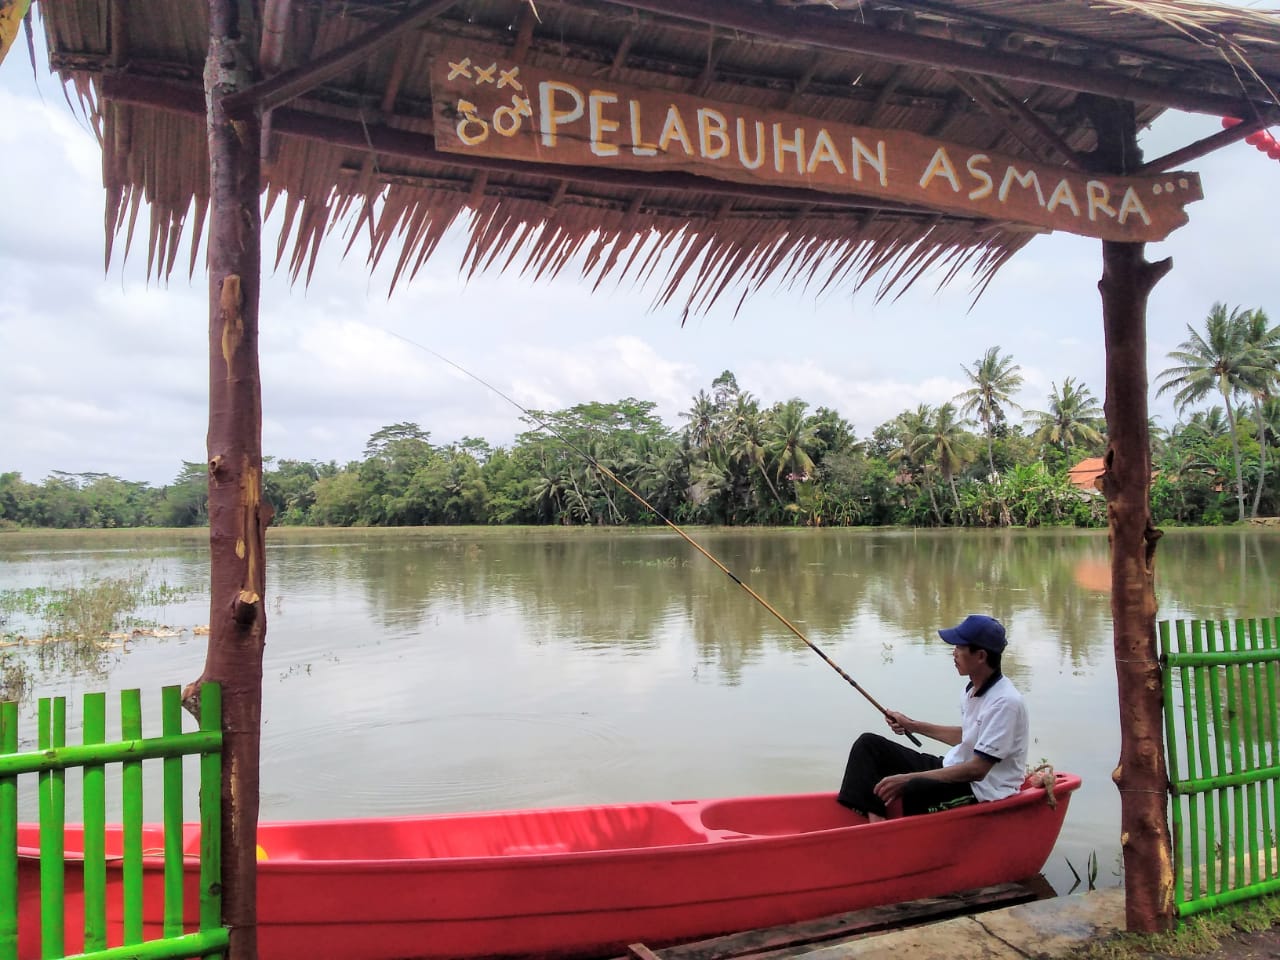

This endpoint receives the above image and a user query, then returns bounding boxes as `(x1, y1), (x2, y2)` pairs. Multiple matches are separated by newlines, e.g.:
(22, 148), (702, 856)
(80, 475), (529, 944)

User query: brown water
(3, 525), (1278, 896)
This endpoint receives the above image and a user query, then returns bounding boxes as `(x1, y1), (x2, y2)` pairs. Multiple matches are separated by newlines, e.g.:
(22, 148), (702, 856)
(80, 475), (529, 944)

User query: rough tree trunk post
(194, 3), (267, 957)
(1089, 95), (1175, 933)
(1100, 240), (1174, 931)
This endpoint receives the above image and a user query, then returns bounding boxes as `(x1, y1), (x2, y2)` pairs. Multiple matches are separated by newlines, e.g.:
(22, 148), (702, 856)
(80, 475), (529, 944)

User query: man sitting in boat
(836, 614), (1028, 820)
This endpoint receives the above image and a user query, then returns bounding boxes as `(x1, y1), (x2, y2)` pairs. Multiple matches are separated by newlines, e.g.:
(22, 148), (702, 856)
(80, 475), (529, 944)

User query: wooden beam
(865, 66), (903, 127)
(783, 53), (822, 112)
(974, 76), (1086, 169)
(380, 34), (415, 113)
(266, 106), (969, 221)
(259, 0), (293, 74)
(102, 73), (206, 114)
(468, 170), (489, 205)
(343, 32), (417, 212)
(607, 24), (637, 80)
(107, 0), (126, 67)
(108, 0), (129, 158)
(100, 73), (992, 225)
(511, 5), (537, 61)
(57, 47), (973, 122)
(949, 72), (1051, 162)
(690, 35), (728, 96)
(633, 883), (1041, 958)
(221, 0), (458, 117)
(927, 90), (966, 139)
(1140, 118), (1270, 173)
(887, 0), (1232, 82)
(598, 0), (1275, 119)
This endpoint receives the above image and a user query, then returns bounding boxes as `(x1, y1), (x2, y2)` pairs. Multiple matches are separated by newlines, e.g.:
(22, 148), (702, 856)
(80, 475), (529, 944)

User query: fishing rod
(389, 330), (921, 747)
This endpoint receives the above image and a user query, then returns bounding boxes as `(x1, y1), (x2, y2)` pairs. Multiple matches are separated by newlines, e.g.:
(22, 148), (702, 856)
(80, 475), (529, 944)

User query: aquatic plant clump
(0, 568), (192, 647)
(0, 649), (28, 701)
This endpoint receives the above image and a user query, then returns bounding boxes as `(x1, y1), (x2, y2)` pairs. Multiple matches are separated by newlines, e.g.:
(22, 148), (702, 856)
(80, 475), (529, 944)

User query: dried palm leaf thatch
(35, 0), (1280, 316)
(1091, 0), (1279, 108)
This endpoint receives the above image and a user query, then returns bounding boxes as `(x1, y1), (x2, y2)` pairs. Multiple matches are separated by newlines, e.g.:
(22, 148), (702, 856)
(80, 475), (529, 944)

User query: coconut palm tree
(888, 405), (944, 523)
(681, 390), (718, 453)
(1024, 377), (1105, 460)
(530, 469), (566, 523)
(1156, 303), (1267, 522)
(807, 406), (859, 464)
(632, 436), (694, 521)
(1259, 396), (1280, 515)
(724, 392), (783, 508)
(956, 347), (1024, 477)
(907, 402), (973, 511)
(1241, 308), (1280, 517)
(764, 399), (818, 498)
(1182, 406), (1232, 441)
(687, 447), (734, 523)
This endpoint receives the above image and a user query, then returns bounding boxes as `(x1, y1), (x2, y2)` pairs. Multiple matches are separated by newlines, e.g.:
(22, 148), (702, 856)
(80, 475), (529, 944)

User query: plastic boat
(17, 772), (1080, 959)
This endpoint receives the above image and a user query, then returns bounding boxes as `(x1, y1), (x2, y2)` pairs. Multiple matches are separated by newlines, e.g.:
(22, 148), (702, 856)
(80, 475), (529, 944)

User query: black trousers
(836, 732), (976, 817)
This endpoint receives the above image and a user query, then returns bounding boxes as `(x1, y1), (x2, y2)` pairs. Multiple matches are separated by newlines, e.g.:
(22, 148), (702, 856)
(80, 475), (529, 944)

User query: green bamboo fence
(0, 685), (226, 960)
(1162, 617), (1280, 918)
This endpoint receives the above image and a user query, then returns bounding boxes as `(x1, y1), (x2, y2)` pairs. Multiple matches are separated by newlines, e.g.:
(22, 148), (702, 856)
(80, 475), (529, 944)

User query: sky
(2, 19), (1278, 488)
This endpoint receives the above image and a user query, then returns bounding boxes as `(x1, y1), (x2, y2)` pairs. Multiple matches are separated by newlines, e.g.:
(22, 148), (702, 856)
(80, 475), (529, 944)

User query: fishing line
(386, 328), (921, 747)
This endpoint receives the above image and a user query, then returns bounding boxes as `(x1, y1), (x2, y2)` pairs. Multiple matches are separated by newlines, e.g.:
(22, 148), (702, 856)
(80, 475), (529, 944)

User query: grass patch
(0, 650), (29, 701)
(0, 569), (191, 648)
(1074, 895), (1280, 959)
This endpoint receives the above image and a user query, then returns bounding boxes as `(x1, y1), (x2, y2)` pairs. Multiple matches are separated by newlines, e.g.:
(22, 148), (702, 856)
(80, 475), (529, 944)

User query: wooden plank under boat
(619, 879), (1051, 959)
(16, 773), (1080, 960)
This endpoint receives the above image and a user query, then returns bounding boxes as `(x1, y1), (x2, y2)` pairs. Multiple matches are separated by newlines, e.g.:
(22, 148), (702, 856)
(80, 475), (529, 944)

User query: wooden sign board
(431, 44), (1202, 243)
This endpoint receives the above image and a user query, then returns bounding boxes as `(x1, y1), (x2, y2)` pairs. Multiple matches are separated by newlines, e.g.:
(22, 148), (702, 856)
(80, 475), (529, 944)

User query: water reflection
(319, 530), (1126, 670)
(2, 526), (1278, 898)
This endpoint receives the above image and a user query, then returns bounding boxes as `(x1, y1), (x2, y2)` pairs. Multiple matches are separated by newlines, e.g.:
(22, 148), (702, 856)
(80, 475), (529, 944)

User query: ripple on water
(263, 711), (634, 818)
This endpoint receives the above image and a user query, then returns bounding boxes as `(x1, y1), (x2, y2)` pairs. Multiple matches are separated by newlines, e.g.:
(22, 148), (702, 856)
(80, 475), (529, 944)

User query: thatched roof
(37, 0), (1280, 313)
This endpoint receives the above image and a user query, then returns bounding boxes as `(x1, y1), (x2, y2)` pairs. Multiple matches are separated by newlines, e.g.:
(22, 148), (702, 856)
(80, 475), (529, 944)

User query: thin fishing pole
(388, 330), (921, 747)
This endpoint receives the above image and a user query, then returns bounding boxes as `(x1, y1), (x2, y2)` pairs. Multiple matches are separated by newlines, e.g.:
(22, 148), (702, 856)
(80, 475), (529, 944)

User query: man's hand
(874, 773), (912, 804)
(883, 713), (964, 748)
(883, 710), (914, 736)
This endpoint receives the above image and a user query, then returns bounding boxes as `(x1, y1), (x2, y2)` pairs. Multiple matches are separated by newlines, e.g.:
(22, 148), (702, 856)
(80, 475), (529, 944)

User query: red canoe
(18, 773), (1080, 960)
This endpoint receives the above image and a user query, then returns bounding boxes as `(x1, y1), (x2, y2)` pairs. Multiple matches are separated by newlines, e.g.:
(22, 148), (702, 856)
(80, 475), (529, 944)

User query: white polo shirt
(942, 673), (1028, 802)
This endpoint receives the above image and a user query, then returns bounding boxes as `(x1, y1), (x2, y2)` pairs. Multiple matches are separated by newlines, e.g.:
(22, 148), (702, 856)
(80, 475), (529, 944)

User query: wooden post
(192, 3), (267, 957)
(1089, 96), (1175, 933)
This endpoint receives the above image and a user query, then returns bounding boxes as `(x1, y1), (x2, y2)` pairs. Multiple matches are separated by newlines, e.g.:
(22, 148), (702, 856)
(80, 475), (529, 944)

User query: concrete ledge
(802, 888), (1127, 958)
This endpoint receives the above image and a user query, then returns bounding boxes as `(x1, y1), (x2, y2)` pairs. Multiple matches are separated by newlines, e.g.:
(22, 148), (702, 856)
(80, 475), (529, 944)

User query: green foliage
(0, 649), (28, 701)
(1156, 303), (1279, 522)
(957, 346), (1024, 476)
(1072, 894), (1280, 960)
(810, 451), (896, 526)
(5, 324), (1278, 531)
(0, 569), (189, 646)
(263, 458), (331, 525)
(151, 462), (209, 527)
(1026, 377), (1105, 460)
(1065, 850), (1099, 892)
(310, 468), (368, 526)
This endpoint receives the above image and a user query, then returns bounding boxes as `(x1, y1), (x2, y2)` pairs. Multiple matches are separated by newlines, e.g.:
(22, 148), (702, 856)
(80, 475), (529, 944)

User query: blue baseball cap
(939, 615), (1007, 653)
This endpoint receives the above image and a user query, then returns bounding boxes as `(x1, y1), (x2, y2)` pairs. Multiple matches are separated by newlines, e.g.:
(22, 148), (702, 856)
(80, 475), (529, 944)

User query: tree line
(3, 302), (1276, 531)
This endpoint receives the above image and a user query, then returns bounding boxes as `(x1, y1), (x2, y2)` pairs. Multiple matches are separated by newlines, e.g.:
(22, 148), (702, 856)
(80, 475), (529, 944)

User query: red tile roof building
(1067, 457), (1107, 493)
